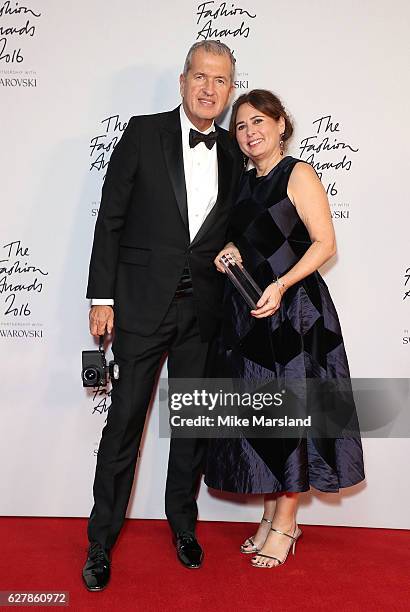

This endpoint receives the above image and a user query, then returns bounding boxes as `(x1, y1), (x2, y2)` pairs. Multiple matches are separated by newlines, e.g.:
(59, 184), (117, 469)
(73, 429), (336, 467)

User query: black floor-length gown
(205, 156), (365, 493)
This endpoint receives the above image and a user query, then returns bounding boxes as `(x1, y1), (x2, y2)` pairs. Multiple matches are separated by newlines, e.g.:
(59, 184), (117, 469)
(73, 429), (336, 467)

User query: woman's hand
(214, 242), (242, 273)
(251, 282), (284, 318)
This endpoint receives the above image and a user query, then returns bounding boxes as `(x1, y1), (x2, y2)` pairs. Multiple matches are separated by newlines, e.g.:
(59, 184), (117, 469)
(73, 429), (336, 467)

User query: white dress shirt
(179, 104), (218, 240)
(91, 104), (219, 306)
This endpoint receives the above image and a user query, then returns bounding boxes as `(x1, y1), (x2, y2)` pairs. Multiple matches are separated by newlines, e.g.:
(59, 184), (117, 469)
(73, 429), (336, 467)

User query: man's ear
(179, 73), (185, 98)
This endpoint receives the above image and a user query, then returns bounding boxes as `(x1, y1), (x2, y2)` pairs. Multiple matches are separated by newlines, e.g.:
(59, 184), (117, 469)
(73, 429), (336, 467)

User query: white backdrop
(1, 0), (409, 529)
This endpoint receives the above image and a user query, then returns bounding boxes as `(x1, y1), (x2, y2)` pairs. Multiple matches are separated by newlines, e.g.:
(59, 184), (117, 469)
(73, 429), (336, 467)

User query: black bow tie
(189, 128), (218, 150)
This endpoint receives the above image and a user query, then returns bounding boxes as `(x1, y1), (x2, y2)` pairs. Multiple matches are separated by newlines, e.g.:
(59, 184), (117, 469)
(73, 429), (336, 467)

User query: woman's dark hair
(229, 89), (294, 144)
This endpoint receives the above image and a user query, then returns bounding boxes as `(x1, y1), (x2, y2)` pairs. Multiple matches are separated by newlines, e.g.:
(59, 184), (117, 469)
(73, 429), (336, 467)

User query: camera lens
(83, 367), (98, 383)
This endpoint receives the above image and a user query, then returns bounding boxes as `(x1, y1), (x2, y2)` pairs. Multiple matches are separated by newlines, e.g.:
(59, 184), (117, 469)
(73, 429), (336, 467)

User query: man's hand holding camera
(89, 306), (114, 337)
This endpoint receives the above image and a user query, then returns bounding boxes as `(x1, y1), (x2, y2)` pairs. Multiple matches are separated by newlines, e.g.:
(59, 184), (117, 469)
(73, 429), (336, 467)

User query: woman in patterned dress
(205, 90), (365, 568)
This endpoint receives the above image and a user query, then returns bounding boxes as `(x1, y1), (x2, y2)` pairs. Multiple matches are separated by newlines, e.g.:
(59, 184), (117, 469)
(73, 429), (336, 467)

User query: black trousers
(87, 297), (209, 551)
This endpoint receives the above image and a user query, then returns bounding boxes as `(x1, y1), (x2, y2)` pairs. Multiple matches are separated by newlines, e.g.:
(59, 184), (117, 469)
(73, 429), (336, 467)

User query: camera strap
(98, 335), (107, 368)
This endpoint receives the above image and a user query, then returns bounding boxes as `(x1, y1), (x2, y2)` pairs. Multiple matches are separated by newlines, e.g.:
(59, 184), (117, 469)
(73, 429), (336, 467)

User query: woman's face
(235, 102), (285, 161)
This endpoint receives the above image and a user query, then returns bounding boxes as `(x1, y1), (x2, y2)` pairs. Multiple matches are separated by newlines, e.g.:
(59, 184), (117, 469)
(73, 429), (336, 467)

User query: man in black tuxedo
(82, 41), (242, 590)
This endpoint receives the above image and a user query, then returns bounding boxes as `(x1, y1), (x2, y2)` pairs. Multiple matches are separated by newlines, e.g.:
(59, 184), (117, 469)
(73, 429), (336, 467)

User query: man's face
(180, 48), (234, 129)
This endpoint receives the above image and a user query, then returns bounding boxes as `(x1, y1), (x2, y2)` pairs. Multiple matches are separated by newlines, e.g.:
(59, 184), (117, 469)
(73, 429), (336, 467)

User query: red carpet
(0, 518), (409, 611)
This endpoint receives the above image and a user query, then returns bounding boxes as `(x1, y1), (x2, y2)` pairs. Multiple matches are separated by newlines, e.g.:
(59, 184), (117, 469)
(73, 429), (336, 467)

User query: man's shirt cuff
(91, 299), (114, 306)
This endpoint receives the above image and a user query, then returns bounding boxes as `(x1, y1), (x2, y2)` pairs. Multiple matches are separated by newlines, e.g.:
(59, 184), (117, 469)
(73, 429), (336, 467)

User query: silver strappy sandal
(240, 517), (273, 554)
(251, 525), (302, 568)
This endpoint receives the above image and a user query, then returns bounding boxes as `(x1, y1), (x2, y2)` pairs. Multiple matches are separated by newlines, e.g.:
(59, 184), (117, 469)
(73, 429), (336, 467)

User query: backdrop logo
(298, 114), (359, 220)
(0, 74), (35, 85)
(89, 114), (127, 176)
(89, 383), (112, 453)
(0, 239), (48, 338)
(234, 72), (249, 88)
(403, 267), (410, 302)
(196, 1), (256, 40)
(89, 114), (128, 216)
(0, 1), (41, 86)
(90, 386), (111, 419)
(194, 2), (257, 94)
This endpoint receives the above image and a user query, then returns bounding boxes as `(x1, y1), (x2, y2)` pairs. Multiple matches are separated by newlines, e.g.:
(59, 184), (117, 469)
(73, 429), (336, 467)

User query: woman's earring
(279, 134), (284, 156)
(243, 155), (248, 169)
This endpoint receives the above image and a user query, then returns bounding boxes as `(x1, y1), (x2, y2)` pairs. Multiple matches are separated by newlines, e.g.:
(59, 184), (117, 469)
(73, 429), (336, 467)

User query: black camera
(82, 336), (120, 387)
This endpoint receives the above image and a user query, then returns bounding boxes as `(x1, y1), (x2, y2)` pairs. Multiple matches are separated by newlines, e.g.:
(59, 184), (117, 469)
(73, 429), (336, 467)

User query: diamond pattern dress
(205, 156), (365, 493)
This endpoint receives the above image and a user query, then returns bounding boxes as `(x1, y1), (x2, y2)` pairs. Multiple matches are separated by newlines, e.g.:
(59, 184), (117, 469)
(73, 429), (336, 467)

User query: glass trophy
(220, 253), (263, 309)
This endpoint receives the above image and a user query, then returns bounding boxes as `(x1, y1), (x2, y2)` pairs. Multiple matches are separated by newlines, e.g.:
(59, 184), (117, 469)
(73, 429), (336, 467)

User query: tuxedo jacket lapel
(160, 109), (189, 232)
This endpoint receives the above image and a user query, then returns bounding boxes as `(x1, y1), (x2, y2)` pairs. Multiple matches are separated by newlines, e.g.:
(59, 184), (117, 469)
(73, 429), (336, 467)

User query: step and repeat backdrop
(1, 0), (409, 528)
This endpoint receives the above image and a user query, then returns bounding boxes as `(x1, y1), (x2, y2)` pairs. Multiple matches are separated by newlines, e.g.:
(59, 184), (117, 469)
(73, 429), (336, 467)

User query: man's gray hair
(183, 41), (236, 82)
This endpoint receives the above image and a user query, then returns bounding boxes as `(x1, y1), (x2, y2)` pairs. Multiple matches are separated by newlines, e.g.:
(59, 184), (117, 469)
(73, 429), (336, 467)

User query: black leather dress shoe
(82, 542), (110, 591)
(176, 533), (204, 569)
